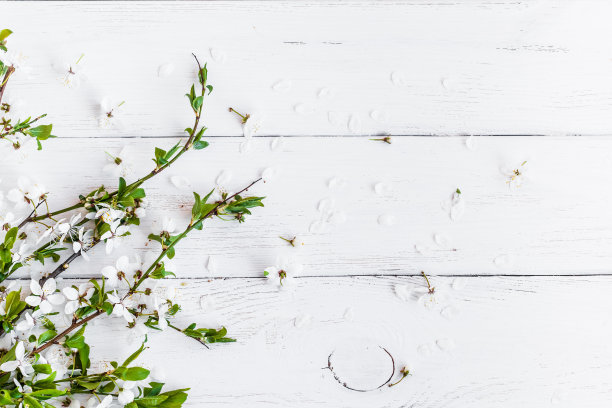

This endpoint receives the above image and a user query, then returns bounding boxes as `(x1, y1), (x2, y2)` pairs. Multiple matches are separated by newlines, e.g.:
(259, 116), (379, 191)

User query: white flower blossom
(58, 54), (84, 88)
(0, 342), (33, 375)
(154, 300), (169, 331)
(103, 146), (133, 177)
(7, 176), (47, 208)
(72, 226), (94, 260)
(107, 291), (135, 323)
(503, 161), (528, 189)
(101, 255), (133, 288)
(63, 284), (94, 315)
(24, 278), (64, 314)
(153, 216), (178, 236)
(15, 310), (42, 332)
(86, 395), (113, 408)
(98, 98), (125, 129)
(264, 257), (303, 288)
(242, 113), (263, 138)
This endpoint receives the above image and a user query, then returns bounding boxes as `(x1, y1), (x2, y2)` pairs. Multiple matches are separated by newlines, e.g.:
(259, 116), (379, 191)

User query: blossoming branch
(0, 30), (265, 408)
(0, 30), (54, 151)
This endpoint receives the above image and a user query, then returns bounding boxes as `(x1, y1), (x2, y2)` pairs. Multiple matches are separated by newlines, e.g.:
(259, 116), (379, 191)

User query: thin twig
(0, 65), (15, 106)
(325, 347), (396, 392)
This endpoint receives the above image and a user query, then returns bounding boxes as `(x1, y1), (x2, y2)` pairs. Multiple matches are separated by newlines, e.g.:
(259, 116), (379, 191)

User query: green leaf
(23, 395), (43, 408)
(122, 367), (150, 381)
(191, 96), (203, 112)
(32, 364), (52, 374)
(4, 227), (18, 249)
(27, 124), (53, 140)
(29, 389), (66, 399)
(37, 330), (56, 346)
(130, 188), (146, 199)
(0, 390), (12, 404)
(0, 29), (12, 42)
(118, 177), (127, 196)
(193, 140), (208, 150)
(121, 339), (147, 367)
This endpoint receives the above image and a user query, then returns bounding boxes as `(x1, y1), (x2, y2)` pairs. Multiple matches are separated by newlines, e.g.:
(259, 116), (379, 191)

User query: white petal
(101, 265), (117, 279)
(170, 175), (191, 190)
(39, 300), (53, 314)
(29, 280), (42, 296)
(24, 295), (41, 307)
(116, 256), (129, 271)
(65, 301), (79, 315)
(63, 287), (79, 301)
(0, 361), (19, 372)
(47, 293), (65, 305)
(15, 342), (24, 359)
(118, 389), (135, 404)
(41, 278), (56, 295)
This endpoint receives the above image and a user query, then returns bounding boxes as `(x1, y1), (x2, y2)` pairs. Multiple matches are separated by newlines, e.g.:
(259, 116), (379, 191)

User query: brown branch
(30, 310), (103, 355)
(0, 65), (15, 106)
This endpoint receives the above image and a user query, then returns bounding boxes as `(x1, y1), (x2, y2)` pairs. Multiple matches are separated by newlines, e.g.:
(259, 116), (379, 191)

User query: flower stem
(0, 65), (15, 106)
(30, 178), (262, 356)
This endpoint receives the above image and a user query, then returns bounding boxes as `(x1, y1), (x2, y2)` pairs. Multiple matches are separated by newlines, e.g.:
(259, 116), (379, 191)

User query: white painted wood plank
(32, 276), (612, 407)
(3, 136), (612, 277)
(3, 1), (612, 136)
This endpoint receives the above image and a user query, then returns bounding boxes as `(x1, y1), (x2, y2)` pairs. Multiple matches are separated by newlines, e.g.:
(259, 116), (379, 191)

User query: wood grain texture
(2, 2), (611, 407)
(3, 136), (612, 278)
(31, 276), (612, 408)
(3, 1), (612, 136)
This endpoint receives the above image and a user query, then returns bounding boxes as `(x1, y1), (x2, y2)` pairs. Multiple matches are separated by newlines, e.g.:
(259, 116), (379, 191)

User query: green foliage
(183, 324), (235, 344)
(0, 289), (26, 332)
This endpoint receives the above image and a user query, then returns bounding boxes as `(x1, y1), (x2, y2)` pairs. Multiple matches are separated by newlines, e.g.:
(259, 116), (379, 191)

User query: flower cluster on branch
(0, 31), (265, 407)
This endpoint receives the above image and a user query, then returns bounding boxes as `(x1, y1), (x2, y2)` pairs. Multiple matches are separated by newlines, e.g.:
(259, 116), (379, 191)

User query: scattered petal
(417, 344), (433, 356)
(209, 47), (226, 63)
(433, 233), (451, 248)
(394, 284), (411, 302)
(348, 114), (362, 134)
(343, 307), (354, 321)
(317, 198), (335, 213)
(436, 338), (456, 351)
(270, 137), (284, 151)
(377, 213), (396, 226)
(309, 220), (327, 233)
(272, 80), (292, 93)
(328, 210), (347, 225)
(465, 135), (477, 151)
(216, 170), (232, 186)
(374, 181), (393, 196)
(440, 306), (459, 320)
(261, 167), (277, 182)
(170, 175), (191, 190)
(493, 254), (511, 268)
(318, 87), (334, 99)
(451, 277), (467, 291)
(414, 244), (431, 256)
(294, 103), (316, 116)
(205, 256), (217, 274)
(199, 295), (215, 311)
(239, 139), (253, 154)
(294, 314), (312, 328)
(328, 177), (348, 190)
(390, 71), (407, 86)
(370, 109), (390, 124)
(157, 63), (174, 78)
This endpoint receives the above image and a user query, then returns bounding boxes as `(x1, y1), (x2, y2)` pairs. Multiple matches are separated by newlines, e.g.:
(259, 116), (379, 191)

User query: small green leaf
(193, 140), (208, 150)
(0, 29), (12, 42)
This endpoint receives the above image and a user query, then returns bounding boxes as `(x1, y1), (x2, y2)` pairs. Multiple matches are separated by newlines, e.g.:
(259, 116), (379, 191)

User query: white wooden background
(3, 1), (612, 407)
